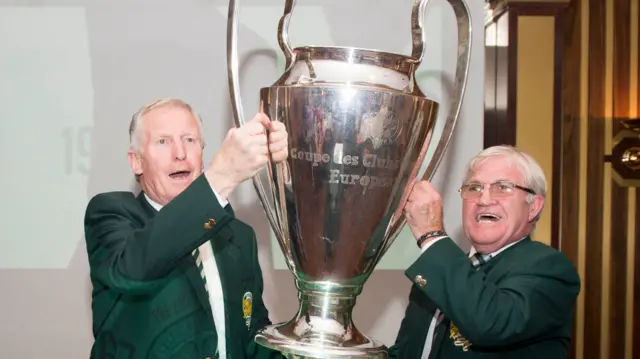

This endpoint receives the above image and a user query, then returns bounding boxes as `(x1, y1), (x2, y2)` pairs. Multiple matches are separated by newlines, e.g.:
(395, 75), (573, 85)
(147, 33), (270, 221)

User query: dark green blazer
(84, 174), (282, 359)
(388, 237), (580, 359)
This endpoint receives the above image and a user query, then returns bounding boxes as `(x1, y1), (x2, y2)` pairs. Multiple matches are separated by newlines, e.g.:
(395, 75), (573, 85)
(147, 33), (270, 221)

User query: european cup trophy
(226, 0), (472, 358)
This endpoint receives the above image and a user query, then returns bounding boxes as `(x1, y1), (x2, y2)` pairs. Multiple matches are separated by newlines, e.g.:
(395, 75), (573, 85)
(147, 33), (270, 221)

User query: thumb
(225, 127), (236, 139)
(252, 113), (271, 129)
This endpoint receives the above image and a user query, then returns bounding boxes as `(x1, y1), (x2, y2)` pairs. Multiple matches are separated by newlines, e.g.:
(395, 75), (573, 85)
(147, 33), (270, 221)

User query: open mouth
(476, 214), (502, 223)
(169, 170), (192, 180)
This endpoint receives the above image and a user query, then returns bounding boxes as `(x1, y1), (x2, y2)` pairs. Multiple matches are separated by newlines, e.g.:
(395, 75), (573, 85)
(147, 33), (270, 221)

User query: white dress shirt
(145, 191), (228, 359)
(417, 236), (523, 359)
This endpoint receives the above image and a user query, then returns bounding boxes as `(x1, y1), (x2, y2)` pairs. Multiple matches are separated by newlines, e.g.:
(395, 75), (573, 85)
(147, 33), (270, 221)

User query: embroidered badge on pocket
(242, 292), (253, 329)
(449, 322), (472, 351)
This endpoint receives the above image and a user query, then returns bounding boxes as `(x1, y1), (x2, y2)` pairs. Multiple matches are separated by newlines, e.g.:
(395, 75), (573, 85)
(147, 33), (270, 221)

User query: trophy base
(255, 325), (387, 359)
(255, 284), (388, 359)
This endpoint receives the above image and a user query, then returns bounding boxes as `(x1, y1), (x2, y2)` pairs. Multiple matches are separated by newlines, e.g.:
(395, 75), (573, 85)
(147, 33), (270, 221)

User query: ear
(128, 150), (143, 176)
(527, 195), (545, 222)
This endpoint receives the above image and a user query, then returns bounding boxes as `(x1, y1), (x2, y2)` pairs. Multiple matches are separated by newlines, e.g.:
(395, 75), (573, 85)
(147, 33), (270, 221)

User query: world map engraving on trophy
(279, 87), (416, 279)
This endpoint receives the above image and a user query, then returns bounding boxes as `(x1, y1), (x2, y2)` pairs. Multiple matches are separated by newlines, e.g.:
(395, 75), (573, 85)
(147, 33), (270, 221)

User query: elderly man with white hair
(84, 98), (287, 359)
(388, 145), (581, 359)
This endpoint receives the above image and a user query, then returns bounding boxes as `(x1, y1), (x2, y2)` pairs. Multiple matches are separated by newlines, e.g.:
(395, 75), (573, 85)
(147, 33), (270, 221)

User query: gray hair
(129, 98), (206, 153)
(463, 145), (547, 221)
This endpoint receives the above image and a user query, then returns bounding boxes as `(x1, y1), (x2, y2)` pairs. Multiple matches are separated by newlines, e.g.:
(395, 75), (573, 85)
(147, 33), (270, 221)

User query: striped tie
(470, 252), (491, 269)
(192, 247), (208, 292)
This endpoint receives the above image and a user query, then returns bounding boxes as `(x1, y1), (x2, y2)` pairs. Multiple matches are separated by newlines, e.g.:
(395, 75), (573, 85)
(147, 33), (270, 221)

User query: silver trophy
(226, 0), (472, 358)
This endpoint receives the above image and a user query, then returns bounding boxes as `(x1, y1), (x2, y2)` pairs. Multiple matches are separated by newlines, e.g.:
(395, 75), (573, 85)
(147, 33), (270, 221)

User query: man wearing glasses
(389, 145), (580, 359)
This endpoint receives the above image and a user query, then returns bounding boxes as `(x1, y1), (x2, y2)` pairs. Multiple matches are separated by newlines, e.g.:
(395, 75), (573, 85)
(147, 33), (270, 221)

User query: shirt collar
(468, 236), (527, 258)
(144, 193), (163, 211)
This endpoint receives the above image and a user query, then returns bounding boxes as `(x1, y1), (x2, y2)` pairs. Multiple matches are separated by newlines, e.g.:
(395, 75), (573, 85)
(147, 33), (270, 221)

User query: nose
(476, 187), (495, 205)
(173, 141), (187, 161)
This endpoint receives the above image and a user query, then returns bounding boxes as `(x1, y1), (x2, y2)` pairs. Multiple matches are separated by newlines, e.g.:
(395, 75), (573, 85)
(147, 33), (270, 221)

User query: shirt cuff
(420, 236), (448, 253)
(212, 188), (229, 208)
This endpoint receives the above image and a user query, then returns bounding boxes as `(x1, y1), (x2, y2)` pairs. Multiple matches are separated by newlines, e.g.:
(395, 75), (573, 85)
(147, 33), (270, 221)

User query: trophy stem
(255, 280), (387, 359)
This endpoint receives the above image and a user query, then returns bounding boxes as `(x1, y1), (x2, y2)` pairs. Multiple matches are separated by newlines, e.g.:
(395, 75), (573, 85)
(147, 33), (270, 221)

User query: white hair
(463, 145), (547, 221)
(129, 98), (205, 153)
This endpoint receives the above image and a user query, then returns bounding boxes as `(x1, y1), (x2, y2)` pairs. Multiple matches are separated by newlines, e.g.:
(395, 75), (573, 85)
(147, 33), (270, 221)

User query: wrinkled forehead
(465, 156), (526, 184)
(143, 105), (200, 135)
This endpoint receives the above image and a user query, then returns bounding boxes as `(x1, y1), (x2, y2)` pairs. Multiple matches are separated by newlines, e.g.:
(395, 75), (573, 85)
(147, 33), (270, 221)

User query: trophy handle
(277, 0), (296, 69)
(409, 0), (429, 64)
(226, 0), (285, 243)
(413, 0), (473, 180)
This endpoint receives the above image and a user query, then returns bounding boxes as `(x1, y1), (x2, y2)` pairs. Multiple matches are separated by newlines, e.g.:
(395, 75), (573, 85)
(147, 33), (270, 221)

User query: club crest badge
(242, 292), (253, 329)
(449, 322), (472, 351)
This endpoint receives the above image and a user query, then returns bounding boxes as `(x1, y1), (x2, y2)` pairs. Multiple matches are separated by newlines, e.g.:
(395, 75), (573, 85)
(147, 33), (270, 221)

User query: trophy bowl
(226, 1), (472, 358)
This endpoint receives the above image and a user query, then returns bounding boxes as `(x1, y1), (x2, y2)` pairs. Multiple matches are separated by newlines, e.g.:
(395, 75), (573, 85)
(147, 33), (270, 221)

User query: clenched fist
(266, 120), (288, 163)
(205, 113), (288, 198)
(404, 180), (444, 241)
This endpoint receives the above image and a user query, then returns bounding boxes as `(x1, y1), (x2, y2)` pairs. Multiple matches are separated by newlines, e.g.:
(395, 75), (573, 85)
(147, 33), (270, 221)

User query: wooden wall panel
(554, 0), (639, 358)
(634, 1), (640, 357)
(583, 1), (606, 358)
(558, 1), (582, 357)
(485, 0), (639, 358)
(483, 1), (569, 246)
(516, 15), (556, 245)
(609, 0), (631, 358)
(484, 10), (515, 148)
(484, 22), (498, 149)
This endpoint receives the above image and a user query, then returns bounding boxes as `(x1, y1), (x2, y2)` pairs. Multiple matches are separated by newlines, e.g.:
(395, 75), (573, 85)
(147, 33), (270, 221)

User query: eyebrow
(153, 133), (199, 138)
(467, 178), (511, 183)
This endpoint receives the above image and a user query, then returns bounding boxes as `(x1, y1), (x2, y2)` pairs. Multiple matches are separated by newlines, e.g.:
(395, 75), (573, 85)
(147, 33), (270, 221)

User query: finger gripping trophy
(226, 1), (472, 358)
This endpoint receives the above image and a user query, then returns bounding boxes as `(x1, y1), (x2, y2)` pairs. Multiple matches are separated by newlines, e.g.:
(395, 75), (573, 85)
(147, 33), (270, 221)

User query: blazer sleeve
(388, 288), (425, 359)
(245, 231), (285, 359)
(405, 237), (581, 348)
(84, 174), (235, 295)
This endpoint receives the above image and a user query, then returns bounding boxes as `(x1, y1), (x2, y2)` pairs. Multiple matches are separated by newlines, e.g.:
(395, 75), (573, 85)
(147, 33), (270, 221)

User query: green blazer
(388, 237), (580, 359)
(84, 174), (282, 359)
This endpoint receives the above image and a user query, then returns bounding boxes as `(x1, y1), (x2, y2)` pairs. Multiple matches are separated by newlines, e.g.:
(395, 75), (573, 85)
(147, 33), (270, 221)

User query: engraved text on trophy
(268, 86), (428, 281)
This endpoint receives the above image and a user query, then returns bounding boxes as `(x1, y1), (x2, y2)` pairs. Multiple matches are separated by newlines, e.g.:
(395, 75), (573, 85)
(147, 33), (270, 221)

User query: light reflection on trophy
(226, 0), (472, 358)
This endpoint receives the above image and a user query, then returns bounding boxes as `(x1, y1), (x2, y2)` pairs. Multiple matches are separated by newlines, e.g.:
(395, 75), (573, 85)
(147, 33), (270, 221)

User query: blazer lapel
(429, 316), (448, 358)
(185, 256), (215, 318)
(212, 222), (260, 354)
(189, 217), (236, 321)
(211, 224), (240, 295)
(422, 297), (446, 359)
(135, 192), (217, 316)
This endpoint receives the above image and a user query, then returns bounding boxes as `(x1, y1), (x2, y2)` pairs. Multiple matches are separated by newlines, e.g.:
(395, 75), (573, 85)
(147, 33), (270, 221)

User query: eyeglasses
(458, 181), (536, 199)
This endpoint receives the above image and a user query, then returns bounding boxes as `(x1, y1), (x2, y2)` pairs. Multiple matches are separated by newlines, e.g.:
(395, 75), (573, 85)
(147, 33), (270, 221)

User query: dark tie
(470, 252), (491, 269)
